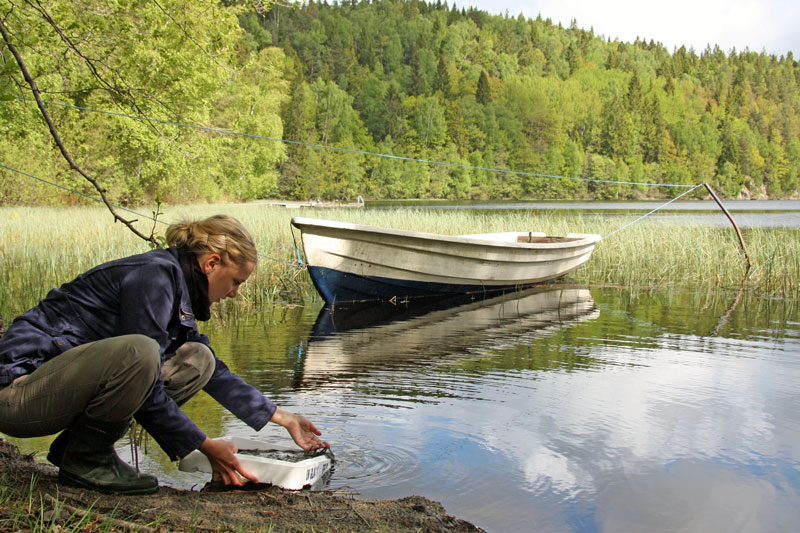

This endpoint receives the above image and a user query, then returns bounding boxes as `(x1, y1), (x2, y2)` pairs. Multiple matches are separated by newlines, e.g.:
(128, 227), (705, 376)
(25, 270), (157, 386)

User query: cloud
(458, 0), (799, 56)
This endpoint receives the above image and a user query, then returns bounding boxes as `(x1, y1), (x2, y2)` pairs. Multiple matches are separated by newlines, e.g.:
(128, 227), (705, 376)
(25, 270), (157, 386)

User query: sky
(457, 0), (799, 57)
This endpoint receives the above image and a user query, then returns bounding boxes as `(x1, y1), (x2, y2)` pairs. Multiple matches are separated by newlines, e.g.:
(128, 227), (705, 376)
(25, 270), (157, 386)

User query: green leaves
(0, 57), (16, 101)
(0, 0), (288, 205)
(263, 1), (800, 200)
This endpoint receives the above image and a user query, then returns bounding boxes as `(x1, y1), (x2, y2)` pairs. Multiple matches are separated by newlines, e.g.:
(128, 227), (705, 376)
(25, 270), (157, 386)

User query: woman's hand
(198, 438), (259, 486)
(270, 407), (330, 451)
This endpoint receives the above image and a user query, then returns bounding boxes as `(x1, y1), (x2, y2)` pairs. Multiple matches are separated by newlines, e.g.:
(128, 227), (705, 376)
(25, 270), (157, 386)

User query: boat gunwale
(290, 216), (602, 249)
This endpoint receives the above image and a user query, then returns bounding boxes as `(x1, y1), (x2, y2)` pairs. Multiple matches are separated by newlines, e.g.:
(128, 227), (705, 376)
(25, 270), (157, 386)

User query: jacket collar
(173, 247), (211, 321)
(164, 248), (204, 327)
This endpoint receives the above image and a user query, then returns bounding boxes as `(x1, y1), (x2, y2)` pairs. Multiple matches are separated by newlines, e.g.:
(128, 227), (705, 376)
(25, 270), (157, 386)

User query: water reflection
(294, 286), (599, 390)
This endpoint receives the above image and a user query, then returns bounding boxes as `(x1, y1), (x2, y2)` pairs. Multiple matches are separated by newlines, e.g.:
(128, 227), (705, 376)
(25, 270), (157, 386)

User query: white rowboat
(291, 216), (601, 305)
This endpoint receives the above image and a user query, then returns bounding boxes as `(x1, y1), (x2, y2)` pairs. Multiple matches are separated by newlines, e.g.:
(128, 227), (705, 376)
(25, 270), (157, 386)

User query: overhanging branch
(0, 13), (158, 246)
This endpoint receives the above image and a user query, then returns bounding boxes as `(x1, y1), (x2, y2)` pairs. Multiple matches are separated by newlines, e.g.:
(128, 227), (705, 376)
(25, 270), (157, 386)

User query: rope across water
(14, 96), (697, 190)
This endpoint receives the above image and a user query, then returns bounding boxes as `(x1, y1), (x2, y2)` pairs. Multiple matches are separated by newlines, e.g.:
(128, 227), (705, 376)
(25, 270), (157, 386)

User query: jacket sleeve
(134, 380), (208, 460)
(119, 264), (208, 460)
(188, 330), (277, 431)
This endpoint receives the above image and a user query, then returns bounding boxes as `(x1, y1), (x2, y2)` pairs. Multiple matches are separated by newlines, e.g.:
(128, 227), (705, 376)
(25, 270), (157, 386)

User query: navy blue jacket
(0, 248), (276, 459)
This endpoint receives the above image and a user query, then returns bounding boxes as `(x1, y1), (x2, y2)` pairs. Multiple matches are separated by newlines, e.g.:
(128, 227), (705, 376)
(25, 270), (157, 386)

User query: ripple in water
(327, 439), (418, 488)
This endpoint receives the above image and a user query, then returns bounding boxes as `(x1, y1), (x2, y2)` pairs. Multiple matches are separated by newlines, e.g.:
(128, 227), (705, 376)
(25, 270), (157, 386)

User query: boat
(290, 216), (601, 305)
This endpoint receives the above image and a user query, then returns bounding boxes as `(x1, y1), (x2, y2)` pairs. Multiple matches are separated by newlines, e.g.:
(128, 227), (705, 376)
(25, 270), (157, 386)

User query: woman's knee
(174, 342), (215, 379)
(193, 343), (215, 380)
(160, 342), (215, 405)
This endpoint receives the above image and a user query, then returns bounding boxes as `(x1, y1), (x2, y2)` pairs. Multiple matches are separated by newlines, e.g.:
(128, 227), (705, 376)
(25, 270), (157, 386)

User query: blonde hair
(165, 215), (257, 266)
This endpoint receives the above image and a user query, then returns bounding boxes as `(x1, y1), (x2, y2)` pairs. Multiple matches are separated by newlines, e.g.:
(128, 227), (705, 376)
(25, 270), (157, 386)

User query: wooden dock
(259, 196), (365, 209)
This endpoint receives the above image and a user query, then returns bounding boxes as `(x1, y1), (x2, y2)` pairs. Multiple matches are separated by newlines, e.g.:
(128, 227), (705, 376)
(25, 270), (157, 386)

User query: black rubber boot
(58, 413), (158, 495)
(46, 430), (68, 467)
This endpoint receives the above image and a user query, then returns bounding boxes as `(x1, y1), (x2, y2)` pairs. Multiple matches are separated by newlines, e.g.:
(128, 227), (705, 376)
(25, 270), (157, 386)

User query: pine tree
(476, 70), (491, 104)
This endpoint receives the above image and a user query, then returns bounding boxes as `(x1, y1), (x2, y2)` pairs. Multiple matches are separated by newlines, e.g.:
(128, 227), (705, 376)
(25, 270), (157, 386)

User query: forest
(1, 0), (799, 204)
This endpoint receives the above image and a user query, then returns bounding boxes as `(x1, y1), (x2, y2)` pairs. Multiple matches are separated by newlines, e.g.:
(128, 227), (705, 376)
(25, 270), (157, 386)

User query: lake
(3, 202), (799, 531)
(369, 199), (800, 228)
(9, 285), (795, 532)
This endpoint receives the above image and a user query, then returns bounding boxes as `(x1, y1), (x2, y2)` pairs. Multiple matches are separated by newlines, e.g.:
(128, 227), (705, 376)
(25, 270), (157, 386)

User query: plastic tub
(178, 436), (332, 490)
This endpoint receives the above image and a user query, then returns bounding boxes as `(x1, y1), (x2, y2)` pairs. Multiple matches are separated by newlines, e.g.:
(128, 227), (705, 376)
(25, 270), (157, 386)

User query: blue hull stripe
(307, 266), (536, 305)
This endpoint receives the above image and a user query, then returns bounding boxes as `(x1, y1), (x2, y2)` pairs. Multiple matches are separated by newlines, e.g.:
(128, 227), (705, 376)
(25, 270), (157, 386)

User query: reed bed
(1, 205), (797, 323)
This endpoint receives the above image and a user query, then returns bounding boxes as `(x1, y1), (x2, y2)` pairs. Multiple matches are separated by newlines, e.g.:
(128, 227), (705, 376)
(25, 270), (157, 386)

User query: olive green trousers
(0, 335), (214, 438)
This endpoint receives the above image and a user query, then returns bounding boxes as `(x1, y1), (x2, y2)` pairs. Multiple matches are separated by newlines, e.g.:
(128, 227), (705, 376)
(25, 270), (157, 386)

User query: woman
(0, 214), (327, 494)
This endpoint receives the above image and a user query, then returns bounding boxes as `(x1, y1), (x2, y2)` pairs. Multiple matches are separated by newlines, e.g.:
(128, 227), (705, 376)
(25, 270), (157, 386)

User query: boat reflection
(293, 285), (599, 388)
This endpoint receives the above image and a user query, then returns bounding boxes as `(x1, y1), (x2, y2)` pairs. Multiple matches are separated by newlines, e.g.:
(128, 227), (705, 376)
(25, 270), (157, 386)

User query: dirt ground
(0, 439), (483, 532)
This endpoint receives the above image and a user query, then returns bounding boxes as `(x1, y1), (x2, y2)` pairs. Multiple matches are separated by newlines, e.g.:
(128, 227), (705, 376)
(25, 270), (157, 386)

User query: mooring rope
(2, 158), (703, 245)
(601, 183), (706, 240)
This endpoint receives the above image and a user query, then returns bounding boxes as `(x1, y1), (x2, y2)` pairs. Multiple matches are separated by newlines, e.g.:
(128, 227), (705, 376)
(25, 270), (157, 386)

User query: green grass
(1, 204), (798, 323)
(0, 473), (99, 532)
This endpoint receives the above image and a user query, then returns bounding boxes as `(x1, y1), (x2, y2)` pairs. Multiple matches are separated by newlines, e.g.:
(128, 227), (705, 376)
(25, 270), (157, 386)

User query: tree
(213, 47), (288, 200)
(355, 76), (389, 140)
(384, 81), (408, 141)
(435, 54), (453, 96)
(626, 72), (643, 112)
(405, 95), (447, 148)
(640, 94), (671, 163)
(1, 1), (245, 242)
(412, 48), (437, 95)
(600, 93), (637, 161)
(1, 0), (285, 224)
(476, 70), (491, 104)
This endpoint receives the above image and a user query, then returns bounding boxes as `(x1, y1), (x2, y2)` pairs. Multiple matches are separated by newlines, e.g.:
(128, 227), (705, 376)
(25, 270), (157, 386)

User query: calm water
(370, 199), (800, 228)
(9, 286), (795, 532)
(4, 200), (799, 531)
(167, 286), (797, 533)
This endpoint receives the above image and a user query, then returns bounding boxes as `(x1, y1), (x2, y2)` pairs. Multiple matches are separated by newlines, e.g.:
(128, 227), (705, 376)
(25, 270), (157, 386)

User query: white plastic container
(178, 437), (332, 490)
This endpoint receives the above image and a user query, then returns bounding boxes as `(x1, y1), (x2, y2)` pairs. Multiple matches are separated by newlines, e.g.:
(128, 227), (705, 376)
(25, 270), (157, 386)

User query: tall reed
(1, 205), (797, 323)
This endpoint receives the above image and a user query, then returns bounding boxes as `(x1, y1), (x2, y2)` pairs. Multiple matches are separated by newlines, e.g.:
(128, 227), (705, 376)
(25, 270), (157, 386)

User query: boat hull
(292, 217), (601, 305)
(306, 265), (535, 303)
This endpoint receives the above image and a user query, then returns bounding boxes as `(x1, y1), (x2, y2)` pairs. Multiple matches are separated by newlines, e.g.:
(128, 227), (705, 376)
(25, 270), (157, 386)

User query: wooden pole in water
(703, 183), (753, 271)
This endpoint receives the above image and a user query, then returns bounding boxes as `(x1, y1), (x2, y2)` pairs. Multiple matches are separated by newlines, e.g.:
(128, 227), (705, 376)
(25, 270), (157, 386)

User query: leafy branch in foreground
(1, 1), (287, 208)
(0, 11), (158, 245)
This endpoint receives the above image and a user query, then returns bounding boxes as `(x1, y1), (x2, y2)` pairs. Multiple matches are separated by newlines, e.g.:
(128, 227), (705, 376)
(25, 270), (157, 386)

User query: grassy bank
(1, 204), (798, 322)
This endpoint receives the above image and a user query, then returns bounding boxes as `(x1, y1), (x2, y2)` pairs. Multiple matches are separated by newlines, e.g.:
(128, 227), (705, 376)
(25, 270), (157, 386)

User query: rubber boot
(46, 430), (68, 467)
(58, 413), (159, 495)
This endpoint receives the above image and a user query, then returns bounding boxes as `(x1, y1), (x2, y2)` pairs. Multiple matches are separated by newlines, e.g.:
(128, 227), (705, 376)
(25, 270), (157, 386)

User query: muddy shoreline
(0, 439), (482, 532)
